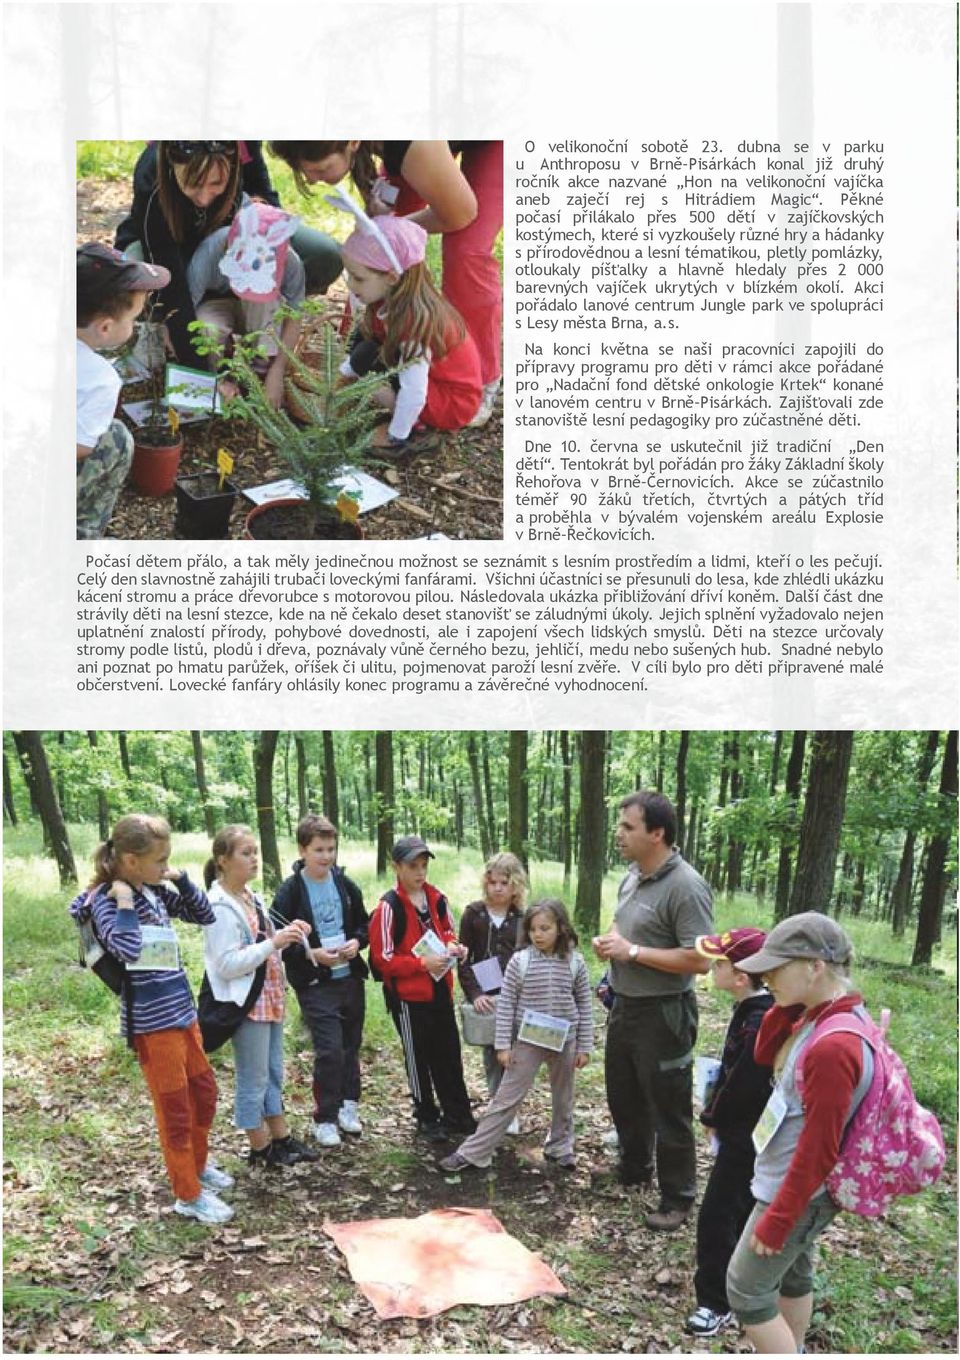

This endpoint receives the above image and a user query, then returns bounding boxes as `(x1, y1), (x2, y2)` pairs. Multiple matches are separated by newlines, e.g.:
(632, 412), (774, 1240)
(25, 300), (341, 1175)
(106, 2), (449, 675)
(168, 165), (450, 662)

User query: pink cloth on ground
(323, 1206), (566, 1318)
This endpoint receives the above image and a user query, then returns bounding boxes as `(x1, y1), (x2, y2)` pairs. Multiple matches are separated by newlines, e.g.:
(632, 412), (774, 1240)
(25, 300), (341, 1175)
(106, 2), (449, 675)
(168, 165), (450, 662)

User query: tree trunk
(912, 730), (958, 966)
(375, 731), (395, 875)
(674, 730), (690, 854)
(655, 730), (666, 793)
(891, 730), (940, 936)
(253, 731), (282, 889)
(117, 731), (132, 780)
(725, 732), (743, 895)
(574, 731), (607, 936)
(321, 731), (339, 826)
(295, 735), (309, 818)
(466, 735), (492, 859)
(3, 750), (18, 825)
(787, 732), (854, 917)
(12, 732), (77, 886)
(191, 731), (216, 838)
(86, 731), (110, 840)
(507, 732), (529, 869)
(774, 730), (807, 921)
(481, 735), (496, 847)
(560, 729), (573, 887)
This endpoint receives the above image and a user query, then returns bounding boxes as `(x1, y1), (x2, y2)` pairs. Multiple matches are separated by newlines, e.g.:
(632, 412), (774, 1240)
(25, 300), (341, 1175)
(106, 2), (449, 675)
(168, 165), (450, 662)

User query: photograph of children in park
(3, 728), (954, 1354)
(75, 140), (504, 542)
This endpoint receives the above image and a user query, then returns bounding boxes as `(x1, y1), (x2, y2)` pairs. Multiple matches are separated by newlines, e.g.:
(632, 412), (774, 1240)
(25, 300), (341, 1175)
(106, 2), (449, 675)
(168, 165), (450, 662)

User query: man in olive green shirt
(593, 791), (713, 1230)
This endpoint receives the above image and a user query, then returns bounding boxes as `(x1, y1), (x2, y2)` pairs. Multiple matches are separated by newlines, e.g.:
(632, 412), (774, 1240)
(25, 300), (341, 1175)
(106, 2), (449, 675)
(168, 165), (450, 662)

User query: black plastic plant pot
(174, 474), (239, 539)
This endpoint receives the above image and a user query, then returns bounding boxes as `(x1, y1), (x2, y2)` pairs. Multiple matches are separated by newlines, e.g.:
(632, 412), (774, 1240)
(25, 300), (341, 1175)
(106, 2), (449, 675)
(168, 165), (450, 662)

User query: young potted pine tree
(193, 313), (387, 540)
(129, 320), (184, 497)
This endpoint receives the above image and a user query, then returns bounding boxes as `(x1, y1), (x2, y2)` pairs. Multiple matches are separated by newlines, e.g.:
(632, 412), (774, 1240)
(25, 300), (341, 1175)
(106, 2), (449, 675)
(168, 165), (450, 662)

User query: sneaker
(544, 1151), (576, 1169)
(467, 379), (501, 429)
(247, 1144), (273, 1170)
(416, 1117), (447, 1144)
(645, 1203), (692, 1232)
(685, 1307), (733, 1337)
(602, 1127), (621, 1149)
(439, 1151), (476, 1173)
(338, 1100), (363, 1135)
(313, 1122), (342, 1148)
(273, 1135), (319, 1164)
(199, 1161), (235, 1192)
(174, 1188), (234, 1225)
(506, 1116), (521, 1136)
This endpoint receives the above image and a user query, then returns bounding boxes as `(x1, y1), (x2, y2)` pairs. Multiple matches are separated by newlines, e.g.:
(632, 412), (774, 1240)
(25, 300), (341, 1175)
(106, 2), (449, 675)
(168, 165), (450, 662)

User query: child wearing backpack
(441, 899), (594, 1173)
(68, 814), (232, 1226)
(725, 911), (944, 1354)
(684, 927), (774, 1338)
(368, 836), (475, 1142)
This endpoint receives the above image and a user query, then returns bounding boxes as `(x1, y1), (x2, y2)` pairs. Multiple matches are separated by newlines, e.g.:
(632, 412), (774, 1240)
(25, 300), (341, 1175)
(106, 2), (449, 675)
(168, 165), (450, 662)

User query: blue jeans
(231, 1018), (284, 1130)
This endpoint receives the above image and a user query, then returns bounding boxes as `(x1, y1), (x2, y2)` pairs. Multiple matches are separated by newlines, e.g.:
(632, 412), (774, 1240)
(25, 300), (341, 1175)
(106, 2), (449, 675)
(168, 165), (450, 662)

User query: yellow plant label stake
(217, 447), (235, 491)
(335, 491), (361, 525)
(168, 407), (180, 436)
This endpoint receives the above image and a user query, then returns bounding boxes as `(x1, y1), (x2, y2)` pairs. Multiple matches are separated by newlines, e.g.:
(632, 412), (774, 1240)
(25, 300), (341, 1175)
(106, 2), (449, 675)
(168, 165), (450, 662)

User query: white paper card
(518, 1009), (571, 1052)
(242, 468), (398, 514)
(470, 955), (504, 993)
(165, 363), (222, 415)
(694, 1055), (723, 1105)
(127, 924), (180, 972)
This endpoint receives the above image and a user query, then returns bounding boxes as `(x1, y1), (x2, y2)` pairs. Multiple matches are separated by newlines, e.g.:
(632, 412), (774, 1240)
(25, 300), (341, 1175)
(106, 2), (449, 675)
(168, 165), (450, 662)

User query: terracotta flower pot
(131, 429), (184, 497)
(174, 474), (239, 539)
(243, 497), (363, 541)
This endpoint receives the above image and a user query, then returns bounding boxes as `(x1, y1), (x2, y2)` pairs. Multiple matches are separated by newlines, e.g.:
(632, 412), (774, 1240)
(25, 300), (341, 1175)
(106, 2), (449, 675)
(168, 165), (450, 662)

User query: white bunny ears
(326, 183), (426, 275)
(220, 202), (301, 301)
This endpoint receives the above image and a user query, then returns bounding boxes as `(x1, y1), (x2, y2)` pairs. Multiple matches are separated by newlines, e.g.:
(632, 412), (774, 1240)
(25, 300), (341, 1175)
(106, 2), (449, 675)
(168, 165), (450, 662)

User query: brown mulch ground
(77, 178), (503, 542)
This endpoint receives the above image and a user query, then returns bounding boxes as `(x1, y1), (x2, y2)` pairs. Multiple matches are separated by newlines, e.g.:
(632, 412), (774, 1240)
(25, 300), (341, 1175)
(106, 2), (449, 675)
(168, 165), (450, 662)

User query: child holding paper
(441, 899), (593, 1173)
(684, 927), (774, 1338)
(458, 852), (527, 1109)
(368, 836), (475, 1142)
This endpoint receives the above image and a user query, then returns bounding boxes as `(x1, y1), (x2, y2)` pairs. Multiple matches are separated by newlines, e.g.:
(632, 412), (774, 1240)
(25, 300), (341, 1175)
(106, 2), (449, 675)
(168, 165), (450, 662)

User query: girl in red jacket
(336, 211), (482, 453)
(369, 837), (475, 1142)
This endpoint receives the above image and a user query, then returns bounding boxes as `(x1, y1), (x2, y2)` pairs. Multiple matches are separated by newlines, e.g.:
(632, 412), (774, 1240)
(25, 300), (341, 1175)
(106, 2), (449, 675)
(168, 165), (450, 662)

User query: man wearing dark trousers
(593, 791), (713, 1231)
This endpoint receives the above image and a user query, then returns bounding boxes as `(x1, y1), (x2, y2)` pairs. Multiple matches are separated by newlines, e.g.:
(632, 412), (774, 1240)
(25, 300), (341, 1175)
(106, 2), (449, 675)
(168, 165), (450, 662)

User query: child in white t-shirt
(76, 244), (170, 538)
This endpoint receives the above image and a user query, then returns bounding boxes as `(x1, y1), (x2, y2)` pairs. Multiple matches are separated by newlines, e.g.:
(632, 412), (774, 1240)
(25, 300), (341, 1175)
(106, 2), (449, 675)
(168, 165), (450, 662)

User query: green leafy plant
(190, 307), (389, 531)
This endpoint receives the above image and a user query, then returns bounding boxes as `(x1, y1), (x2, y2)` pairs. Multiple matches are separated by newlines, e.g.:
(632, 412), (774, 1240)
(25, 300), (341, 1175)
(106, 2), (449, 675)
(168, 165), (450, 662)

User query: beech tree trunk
(3, 751), (17, 825)
(787, 731), (854, 917)
(560, 729), (573, 886)
(253, 731), (282, 888)
(191, 731), (216, 838)
(12, 732), (77, 886)
(574, 731), (607, 935)
(674, 730), (690, 854)
(375, 731), (395, 874)
(775, 730), (807, 921)
(891, 731), (940, 936)
(321, 731), (339, 826)
(466, 735), (492, 859)
(507, 732), (529, 869)
(912, 730), (958, 966)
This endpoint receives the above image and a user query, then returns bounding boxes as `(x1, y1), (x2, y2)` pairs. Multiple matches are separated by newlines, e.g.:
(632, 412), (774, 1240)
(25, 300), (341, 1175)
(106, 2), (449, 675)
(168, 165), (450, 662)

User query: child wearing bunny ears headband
(332, 193), (483, 451)
(186, 201), (305, 408)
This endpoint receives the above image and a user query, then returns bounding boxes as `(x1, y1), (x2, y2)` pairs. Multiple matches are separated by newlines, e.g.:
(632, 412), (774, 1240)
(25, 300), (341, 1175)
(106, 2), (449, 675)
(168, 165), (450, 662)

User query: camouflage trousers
(76, 419), (133, 539)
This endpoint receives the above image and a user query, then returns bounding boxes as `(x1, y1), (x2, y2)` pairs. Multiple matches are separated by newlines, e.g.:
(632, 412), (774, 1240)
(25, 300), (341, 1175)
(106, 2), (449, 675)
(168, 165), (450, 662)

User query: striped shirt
(495, 948), (595, 1055)
(86, 875), (215, 1038)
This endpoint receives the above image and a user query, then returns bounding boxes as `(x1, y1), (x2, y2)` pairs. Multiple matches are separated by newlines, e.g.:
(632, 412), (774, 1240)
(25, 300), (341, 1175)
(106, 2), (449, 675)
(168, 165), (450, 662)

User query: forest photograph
(3, 729), (956, 1354)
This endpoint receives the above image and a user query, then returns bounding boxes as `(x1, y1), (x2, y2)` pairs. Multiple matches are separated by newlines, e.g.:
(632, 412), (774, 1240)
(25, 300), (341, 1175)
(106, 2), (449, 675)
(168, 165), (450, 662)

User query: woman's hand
(473, 994), (495, 1015)
(272, 924), (305, 950)
(497, 1048), (514, 1069)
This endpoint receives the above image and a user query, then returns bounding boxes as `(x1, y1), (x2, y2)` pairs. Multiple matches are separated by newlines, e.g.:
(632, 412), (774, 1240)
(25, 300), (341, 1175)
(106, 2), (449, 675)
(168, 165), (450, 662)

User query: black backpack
(370, 889), (450, 985)
(72, 892), (135, 1047)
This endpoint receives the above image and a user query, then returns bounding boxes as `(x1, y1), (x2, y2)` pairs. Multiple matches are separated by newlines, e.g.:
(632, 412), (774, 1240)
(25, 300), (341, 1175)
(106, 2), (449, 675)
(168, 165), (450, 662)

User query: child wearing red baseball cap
(683, 927), (774, 1338)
